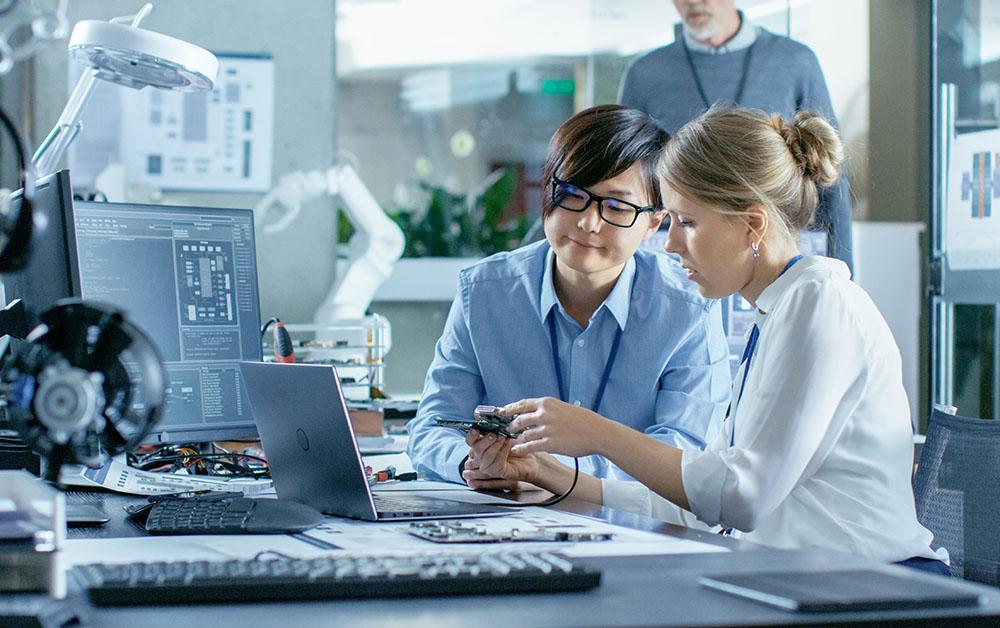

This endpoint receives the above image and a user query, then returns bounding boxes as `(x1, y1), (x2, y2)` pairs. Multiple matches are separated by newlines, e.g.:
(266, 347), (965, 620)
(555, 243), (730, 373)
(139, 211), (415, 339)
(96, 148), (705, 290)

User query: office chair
(912, 406), (1000, 586)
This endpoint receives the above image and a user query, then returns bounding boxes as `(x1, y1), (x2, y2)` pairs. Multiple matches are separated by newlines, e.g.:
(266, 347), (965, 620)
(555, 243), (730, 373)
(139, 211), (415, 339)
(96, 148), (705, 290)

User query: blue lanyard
(728, 254), (804, 446)
(548, 313), (623, 413)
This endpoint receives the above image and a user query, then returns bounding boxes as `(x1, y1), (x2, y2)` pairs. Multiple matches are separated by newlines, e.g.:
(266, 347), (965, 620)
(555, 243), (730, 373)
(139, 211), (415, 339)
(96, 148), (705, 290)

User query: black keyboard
(132, 494), (325, 535)
(73, 551), (601, 605)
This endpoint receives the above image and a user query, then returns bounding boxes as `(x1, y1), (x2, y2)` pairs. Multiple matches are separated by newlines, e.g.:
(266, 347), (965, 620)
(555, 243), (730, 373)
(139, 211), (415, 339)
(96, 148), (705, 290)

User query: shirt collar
(678, 9), (759, 55)
(539, 248), (635, 329)
(751, 254), (816, 326)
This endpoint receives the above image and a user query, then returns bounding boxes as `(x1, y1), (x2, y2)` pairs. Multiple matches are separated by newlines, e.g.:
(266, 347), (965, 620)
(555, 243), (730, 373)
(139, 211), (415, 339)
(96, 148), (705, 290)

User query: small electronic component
(408, 520), (613, 544)
(433, 405), (518, 438)
(363, 465), (420, 485)
(272, 320), (295, 363)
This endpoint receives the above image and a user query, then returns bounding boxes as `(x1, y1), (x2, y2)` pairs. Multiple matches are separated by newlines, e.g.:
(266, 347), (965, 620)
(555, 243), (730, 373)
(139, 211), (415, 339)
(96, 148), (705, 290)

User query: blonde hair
(659, 107), (844, 243)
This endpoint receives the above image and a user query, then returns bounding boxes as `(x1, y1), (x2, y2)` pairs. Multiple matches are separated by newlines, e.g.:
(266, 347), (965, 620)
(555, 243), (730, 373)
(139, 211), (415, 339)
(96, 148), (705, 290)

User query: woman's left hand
(505, 396), (616, 458)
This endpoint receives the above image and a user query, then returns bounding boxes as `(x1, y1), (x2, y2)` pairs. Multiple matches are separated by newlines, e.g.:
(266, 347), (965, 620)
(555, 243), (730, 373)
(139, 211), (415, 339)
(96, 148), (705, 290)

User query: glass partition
(930, 0), (1000, 420)
(335, 0), (869, 395)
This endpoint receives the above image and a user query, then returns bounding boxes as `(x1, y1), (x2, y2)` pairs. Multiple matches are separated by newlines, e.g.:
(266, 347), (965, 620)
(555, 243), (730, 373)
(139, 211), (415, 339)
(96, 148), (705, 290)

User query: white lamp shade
(67, 20), (217, 91)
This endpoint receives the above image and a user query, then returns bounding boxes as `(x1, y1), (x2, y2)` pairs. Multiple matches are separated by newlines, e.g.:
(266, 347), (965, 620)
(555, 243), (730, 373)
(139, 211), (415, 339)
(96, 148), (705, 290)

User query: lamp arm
(32, 4), (155, 178)
(31, 68), (102, 178)
(31, 4), (216, 179)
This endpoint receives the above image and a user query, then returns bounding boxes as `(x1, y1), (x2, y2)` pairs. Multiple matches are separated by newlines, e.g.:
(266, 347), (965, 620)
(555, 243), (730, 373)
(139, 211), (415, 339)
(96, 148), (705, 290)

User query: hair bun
(770, 112), (843, 188)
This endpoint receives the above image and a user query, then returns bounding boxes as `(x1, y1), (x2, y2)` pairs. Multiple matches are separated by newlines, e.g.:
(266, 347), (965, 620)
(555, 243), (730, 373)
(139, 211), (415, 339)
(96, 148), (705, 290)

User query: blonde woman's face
(662, 184), (752, 300)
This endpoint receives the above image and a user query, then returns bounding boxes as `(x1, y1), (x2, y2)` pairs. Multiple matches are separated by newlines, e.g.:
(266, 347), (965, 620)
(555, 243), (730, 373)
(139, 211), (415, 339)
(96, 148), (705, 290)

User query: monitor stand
(0, 299), (29, 340)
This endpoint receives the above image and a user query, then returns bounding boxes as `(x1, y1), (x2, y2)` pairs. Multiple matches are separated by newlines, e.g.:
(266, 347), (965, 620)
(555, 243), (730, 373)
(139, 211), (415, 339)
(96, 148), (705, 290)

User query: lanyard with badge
(681, 37), (756, 109)
(719, 254), (802, 536)
(727, 254), (803, 446)
(547, 315), (623, 414)
(535, 312), (623, 507)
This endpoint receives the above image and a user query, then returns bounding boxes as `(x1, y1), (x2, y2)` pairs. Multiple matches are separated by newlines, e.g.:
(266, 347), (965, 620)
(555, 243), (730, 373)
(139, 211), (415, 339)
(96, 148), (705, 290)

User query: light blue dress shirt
(406, 240), (731, 484)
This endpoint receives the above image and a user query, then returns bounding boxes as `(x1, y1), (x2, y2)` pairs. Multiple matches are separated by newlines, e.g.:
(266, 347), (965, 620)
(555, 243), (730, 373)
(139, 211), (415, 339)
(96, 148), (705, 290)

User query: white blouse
(603, 256), (946, 563)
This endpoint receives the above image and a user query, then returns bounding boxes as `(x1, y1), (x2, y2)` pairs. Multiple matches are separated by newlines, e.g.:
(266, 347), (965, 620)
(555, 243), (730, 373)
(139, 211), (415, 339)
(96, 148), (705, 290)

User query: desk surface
(42, 490), (1000, 627)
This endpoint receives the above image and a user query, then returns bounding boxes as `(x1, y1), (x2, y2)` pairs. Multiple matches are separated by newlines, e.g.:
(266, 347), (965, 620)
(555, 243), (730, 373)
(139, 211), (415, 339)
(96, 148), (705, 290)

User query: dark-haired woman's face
(544, 163), (663, 286)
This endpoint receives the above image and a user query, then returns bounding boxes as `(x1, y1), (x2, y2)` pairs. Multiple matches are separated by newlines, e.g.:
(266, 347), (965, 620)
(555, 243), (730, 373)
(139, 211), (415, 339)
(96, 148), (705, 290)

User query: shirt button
(573, 400), (582, 407)
(577, 339), (585, 347)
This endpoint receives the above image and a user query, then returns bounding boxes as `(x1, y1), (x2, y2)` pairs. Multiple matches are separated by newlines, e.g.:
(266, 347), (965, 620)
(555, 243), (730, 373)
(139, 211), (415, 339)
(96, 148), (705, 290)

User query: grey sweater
(620, 24), (853, 270)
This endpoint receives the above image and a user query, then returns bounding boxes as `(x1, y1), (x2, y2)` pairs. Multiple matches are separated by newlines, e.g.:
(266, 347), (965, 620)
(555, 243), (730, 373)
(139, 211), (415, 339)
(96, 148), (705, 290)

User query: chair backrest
(912, 406), (1000, 585)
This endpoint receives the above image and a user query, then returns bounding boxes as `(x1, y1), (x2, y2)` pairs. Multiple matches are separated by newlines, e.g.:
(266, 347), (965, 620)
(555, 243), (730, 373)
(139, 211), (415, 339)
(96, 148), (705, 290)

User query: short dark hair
(541, 105), (670, 218)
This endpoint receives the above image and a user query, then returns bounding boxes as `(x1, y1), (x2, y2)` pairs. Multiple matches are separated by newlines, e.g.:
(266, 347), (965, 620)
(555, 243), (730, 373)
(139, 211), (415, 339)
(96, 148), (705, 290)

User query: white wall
(852, 222), (925, 426)
(26, 0), (339, 326)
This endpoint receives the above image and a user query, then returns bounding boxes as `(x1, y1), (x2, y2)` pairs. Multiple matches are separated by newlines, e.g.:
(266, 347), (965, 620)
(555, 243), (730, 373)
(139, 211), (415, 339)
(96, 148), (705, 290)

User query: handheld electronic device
(434, 405), (518, 438)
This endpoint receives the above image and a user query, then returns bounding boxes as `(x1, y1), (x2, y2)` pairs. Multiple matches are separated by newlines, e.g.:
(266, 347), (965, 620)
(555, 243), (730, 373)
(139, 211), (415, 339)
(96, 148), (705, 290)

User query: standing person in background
(406, 105), (730, 487)
(620, 0), (853, 270)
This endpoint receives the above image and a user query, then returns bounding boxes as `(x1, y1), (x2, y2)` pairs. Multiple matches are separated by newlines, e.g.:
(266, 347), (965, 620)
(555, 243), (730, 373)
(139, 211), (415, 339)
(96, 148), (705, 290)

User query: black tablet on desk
(699, 568), (983, 612)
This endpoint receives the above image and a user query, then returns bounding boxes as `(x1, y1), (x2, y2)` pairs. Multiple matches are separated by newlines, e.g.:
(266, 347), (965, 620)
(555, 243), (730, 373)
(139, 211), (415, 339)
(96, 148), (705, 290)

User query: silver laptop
(239, 361), (515, 521)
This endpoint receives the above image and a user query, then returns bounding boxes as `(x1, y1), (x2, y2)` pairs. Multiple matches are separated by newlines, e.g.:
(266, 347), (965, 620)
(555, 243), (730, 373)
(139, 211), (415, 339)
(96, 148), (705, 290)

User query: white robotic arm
(253, 165), (405, 323)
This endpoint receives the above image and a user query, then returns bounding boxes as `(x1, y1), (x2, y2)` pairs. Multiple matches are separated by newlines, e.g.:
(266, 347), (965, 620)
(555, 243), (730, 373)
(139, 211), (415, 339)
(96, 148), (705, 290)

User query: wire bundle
(128, 442), (269, 479)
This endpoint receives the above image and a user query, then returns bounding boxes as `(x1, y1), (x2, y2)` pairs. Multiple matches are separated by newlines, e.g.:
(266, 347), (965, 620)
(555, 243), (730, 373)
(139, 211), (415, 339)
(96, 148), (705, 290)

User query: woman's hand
(505, 397), (618, 458)
(462, 429), (540, 491)
(464, 428), (601, 502)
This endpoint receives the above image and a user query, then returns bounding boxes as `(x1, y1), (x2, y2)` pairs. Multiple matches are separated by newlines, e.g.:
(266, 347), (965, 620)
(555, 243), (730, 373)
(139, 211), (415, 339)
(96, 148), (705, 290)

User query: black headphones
(0, 105), (35, 273)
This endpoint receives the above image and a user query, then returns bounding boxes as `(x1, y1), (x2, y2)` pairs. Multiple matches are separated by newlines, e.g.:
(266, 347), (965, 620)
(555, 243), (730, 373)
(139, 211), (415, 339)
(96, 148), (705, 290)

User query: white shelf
(373, 257), (480, 302)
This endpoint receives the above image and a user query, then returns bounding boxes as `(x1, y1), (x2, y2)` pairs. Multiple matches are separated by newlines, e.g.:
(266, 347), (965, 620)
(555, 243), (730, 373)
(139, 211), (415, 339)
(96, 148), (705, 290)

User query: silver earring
(750, 241), (759, 259)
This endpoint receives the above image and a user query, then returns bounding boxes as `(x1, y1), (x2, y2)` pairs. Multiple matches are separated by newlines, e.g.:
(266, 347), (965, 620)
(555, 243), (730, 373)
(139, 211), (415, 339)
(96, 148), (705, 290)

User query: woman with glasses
(465, 107), (947, 572)
(406, 104), (731, 487)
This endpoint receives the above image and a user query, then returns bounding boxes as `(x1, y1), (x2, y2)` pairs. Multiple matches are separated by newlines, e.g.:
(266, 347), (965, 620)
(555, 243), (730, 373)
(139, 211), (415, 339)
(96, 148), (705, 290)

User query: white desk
(41, 490), (1000, 627)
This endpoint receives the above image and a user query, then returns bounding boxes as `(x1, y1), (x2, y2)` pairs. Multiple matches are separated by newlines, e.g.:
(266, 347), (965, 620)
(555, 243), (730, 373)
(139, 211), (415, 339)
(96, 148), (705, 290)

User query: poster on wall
(68, 52), (274, 193)
(946, 128), (1000, 270)
(121, 52), (275, 192)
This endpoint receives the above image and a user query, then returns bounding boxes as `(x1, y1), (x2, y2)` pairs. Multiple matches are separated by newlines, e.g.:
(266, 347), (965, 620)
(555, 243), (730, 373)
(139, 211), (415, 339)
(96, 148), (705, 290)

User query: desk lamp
(31, 3), (218, 177)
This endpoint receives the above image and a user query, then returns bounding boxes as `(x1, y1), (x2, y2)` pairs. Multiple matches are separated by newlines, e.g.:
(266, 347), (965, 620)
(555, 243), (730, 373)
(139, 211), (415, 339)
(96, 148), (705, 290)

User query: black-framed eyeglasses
(550, 176), (658, 228)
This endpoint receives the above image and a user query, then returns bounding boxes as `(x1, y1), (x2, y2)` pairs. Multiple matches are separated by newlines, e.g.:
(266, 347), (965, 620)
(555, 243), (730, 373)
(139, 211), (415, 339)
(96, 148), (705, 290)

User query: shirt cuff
(601, 478), (653, 517)
(681, 447), (726, 526)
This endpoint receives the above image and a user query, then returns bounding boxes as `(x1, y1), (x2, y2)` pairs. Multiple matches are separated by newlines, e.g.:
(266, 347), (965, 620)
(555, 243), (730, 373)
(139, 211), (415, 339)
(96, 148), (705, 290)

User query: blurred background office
(2, 0), (996, 427)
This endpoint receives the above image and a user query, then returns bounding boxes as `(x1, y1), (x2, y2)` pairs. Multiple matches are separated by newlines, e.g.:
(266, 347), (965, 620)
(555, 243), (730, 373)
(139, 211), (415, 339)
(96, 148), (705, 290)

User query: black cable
(0, 104), (36, 272)
(475, 457), (580, 509)
(252, 550), (296, 561)
(133, 452), (270, 467)
(260, 317), (280, 341)
(132, 453), (270, 479)
(129, 444), (270, 479)
(522, 457), (579, 508)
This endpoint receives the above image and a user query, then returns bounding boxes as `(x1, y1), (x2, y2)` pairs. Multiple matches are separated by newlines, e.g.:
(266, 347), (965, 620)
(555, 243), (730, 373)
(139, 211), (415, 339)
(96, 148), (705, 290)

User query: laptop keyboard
(372, 493), (510, 517)
(373, 493), (456, 514)
(73, 551), (601, 605)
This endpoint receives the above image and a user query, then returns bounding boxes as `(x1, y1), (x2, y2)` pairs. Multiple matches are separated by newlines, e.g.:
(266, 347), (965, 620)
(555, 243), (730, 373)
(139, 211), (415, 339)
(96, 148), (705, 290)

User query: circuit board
(434, 405), (518, 438)
(408, 520), (613, 544)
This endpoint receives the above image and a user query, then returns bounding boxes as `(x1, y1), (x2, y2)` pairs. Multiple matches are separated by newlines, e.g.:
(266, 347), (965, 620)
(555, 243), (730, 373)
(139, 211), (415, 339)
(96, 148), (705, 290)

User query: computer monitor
(1, 169), (81, 344)
(71, 200), (263, 444)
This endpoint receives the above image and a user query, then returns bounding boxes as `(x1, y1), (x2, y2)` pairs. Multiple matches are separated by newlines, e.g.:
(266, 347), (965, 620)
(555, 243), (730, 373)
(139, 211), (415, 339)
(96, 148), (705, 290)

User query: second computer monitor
(1, 169), (80, 336)
(72, 200), (263, 444)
